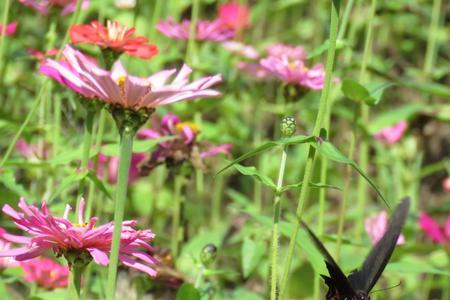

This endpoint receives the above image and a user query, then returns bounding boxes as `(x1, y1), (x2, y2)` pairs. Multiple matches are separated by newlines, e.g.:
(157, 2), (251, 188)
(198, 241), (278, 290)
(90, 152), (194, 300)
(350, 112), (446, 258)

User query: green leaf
(175, 283), (201, 300)
(0, 170), (32, 200)
(241, 237), (266, 278)
(367, 82), (395, 105)
(233, 164), (277, 191)
(342, 79), (371, 103)
(101, 136), (174, 156)
(280, 182), (341, 193)
(314, 140), (388, 207)
(48, 170), (88, 202)
(218, 135), (315, 174)
(86, 171), (112, 199)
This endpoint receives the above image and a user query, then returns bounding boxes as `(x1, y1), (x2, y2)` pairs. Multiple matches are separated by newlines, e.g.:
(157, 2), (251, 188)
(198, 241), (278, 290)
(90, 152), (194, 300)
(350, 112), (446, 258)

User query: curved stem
(270, 146), (288, 300)
(279, 1), (340, 298)
(106, 131), (134, 300)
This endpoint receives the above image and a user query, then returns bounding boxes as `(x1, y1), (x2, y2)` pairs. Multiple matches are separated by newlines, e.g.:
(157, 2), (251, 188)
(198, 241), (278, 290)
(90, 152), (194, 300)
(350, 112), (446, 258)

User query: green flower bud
(200, 243), (217, 267)
(281, 116), (296, 137)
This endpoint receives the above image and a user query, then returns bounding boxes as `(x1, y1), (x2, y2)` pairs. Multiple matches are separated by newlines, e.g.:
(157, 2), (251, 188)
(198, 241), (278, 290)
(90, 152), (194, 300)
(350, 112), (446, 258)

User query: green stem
(423, 0), (442, 77)
(279, 1), (340, 298)
(270, 146), (288, 300)
(186, 0), (200, 65)
(171, 175), (184, 259)
(337, 0), (355, 40)
(194, 266), (205, 289)
(76, 109), (96, 211)
(0, 0), (12, 83)
(106, 131), (134, 300)
(211, 175), (224, 227)
(418, 157), (450, 179)
(72, 266), (84, 300)
(149, 0), (164, 40)
(0, 0), (84, 168)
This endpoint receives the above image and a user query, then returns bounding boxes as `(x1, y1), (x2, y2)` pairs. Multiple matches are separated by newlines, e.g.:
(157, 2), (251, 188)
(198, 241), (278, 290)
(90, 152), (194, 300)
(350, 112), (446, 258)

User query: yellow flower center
(50, 270), (57, 279)
(175, 122), (199, 133)
(116, 76), (127, 87)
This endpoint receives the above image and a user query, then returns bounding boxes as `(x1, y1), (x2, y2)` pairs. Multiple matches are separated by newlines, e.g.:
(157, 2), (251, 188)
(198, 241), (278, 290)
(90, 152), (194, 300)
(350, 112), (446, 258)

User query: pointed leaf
(342, 79), (371, 103)
(280, 182), (341, 193)
(175, 283), (201, 300)
(233, 164), (277, 191)
(48, 170), (88, 202)
(241, 237), (266, 278)
(86, 171), (112, 199)
(0, 170), (32, 200)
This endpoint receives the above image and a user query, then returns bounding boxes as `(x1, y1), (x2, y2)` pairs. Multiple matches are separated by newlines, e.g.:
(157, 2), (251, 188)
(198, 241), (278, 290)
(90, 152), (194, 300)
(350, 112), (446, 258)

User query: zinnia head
(0, 22), (17, 36)
(418, 212), (450, 245)
(70, 20), (158, 59)
(373, 120), (407, 145)
(19, 0), (90, 16)
(218, 2), (250, 31)
(21, 257), (69, 290)
(365, 211), (405, 245)
(0, 198), (158, 277)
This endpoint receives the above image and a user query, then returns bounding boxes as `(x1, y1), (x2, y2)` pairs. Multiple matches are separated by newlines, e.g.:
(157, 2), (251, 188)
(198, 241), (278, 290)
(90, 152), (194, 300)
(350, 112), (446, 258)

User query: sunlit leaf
(233, 164), (277, 191)
(175, 283), (201, 300)
(241, 237), (266, 278)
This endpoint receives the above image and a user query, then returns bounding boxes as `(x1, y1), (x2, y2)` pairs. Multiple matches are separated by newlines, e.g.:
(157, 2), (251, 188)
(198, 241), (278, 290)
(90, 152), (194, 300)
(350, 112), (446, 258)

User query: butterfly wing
(301, 221), (357, 297)
(348, 197), (410, 293)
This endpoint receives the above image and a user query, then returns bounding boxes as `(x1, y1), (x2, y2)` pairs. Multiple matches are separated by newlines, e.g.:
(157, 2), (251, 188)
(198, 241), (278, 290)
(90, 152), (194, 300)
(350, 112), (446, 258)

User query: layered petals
(19, 0), (89, 16)
(21, 257), (69, 290)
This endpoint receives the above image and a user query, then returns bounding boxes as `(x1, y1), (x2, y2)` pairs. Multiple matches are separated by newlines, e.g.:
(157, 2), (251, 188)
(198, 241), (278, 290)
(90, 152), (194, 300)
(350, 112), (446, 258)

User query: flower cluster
(0, 198), (158, 277)
(19, 0), (90, 16)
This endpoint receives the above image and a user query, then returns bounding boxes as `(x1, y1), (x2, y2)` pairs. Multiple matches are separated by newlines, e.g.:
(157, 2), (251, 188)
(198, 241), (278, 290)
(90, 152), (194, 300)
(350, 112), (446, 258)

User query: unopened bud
(281, 116), (296, 137)
(200, 243), (217, 266)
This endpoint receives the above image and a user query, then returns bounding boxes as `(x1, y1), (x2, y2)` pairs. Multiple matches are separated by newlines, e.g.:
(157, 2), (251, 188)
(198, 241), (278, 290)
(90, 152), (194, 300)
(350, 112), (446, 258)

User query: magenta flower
(419, 212), (450, 245)
(266, 43), (307, 61)
(373, 120), (407, 145)
(21, 257), (69, 289)
(237, 61), (271, 80)
(365, 211), (405, 245)
(40, 45), (222, 110)
(19, 0), (89, 16)
(0, 228), (19, 269)
(28, 48), (59, 62)
(90, 152), (146, 184)
(443, 177), (450, 192)
(218, 2), (250, 31)
(260, 56), (325, 90)
(16, 139), (50, 160)
(0, 22), (17, 36)
(157, 18), (235, 42)
(137, 113), (231, 173)
(222, 41), (259, 59)
(0, 198), (158, 277)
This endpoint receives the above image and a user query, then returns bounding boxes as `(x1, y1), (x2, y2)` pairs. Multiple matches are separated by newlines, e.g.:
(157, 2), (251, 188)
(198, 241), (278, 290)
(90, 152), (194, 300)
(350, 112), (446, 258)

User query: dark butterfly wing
(301, 221), (357, 297)
(348, 197), (410, 293)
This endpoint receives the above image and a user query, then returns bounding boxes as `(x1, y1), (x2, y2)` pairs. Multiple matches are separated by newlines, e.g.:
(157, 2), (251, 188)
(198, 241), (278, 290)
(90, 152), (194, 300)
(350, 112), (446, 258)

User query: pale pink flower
(218, 2), (250, 31)
(19, 0), (89, 16)
(442, 177), (450, 192)
(157, 18), (235, 42)
(0, 228), (19, 268)
(266, 43), (307, 61)
(0, 22), (17, 36)
(90, 153), (146, 184)
(0, 198), (158, 277)
(365, 211), (405, 245)
(40, 45), (222, 110)
(21, 257), (69, 289)
(419, 212), (450, 244)
(374, 120), (407, 145)
(28, 48), (59, 62)
(260, 56), (325, 89)
(222, 41), (259, 59)
(237, 61), (270, 79)
(16, 139), (49, 160)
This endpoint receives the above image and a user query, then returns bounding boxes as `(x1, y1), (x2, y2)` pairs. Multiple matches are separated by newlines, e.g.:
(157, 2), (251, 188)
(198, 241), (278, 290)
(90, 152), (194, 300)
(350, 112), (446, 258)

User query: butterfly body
(302, 198), (410, 299)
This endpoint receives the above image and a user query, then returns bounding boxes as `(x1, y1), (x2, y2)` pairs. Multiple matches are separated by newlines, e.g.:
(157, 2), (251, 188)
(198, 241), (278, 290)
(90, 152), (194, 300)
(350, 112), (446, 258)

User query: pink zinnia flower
(90, 152), (146, 184)
(237, 61), (270, 79)
(16, 139), (50, 160)
(373, 120), (407, 145)
(19, 0), (89, 16)
(222, 41), (259, 59)
(442, 177), (450, 192)
(21, 257), (69, 289)
(365, 211), (405, 245)
(266, 43), (307, 61)
(28, 48), (59, 62)
(0, 22), (17, 36)
(0, 228), (19, 269)
(0, 198), (158, 277)
(157, 18), (235, 42)
(260, 56), (325, 90)
(70, 20), (158, 59)
(218, 2), (250, 31)
(419, 212), (450, 245)
(40, 45), (222, 110)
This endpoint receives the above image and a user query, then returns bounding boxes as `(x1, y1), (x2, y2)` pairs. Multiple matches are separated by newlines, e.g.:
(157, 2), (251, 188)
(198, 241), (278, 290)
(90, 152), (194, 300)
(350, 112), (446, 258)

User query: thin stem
(76, 109), (96, 211)
(423, 0), (442, 77)
(0, 0), (12, 83)
(106, 131), (135, 300)
(72, 266), (85, 300)
(211, 175), (224, 227)
(149, 0), (164, 40)
(337, 0), (355, 40)
(186, 0), (200, 65)
(171, 175), (184, 259)
(0, 0), (84, 168)
(279, 1), (340, 298)
(270, 146), (288, 300)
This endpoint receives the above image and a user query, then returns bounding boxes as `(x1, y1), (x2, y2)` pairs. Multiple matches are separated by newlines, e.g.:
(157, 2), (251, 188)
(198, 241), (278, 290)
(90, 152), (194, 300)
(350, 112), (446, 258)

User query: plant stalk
(171, 175), (184, 259)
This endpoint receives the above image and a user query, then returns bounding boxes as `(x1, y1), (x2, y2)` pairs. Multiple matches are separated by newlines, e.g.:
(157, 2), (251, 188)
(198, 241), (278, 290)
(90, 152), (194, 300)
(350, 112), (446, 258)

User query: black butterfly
(302, 197), (410, 300)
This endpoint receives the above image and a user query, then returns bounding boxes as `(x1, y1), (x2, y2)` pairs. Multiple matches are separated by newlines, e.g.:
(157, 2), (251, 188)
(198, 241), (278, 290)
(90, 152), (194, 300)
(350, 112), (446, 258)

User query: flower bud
(281, 116), (296, 137)
(200, 243), (217, 267)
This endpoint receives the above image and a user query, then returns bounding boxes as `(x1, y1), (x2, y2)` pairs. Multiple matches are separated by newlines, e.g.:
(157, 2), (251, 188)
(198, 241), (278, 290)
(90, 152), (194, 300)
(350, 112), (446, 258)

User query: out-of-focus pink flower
(260, 56), (325, 90)
(222, 41), (259, 59)
(157, 18), (235, 42)
(266, 43), (307, 61)
(419, 212), (450, 244)
(19, 0), (89, 16)
(21, 257), (69, 289)
(70, 20), (158, 59)
(218, 2), (250, 31)
(0, 198), (158, 277)
(0, 22), (17, 36)
(137, 113), (231, 173)
(373, 121), (407, 145)
(28, 48), (59, 62)
(442, 177), (450, 192)
(16, 139), (49, 160)
(365, 211), (405, 245)
(40, 45), (222, 110)
(0, 228), (19, 268)
(90, 153), (146, 184)
(114, 0), (136, 9)
(237, 61), (270, 79)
